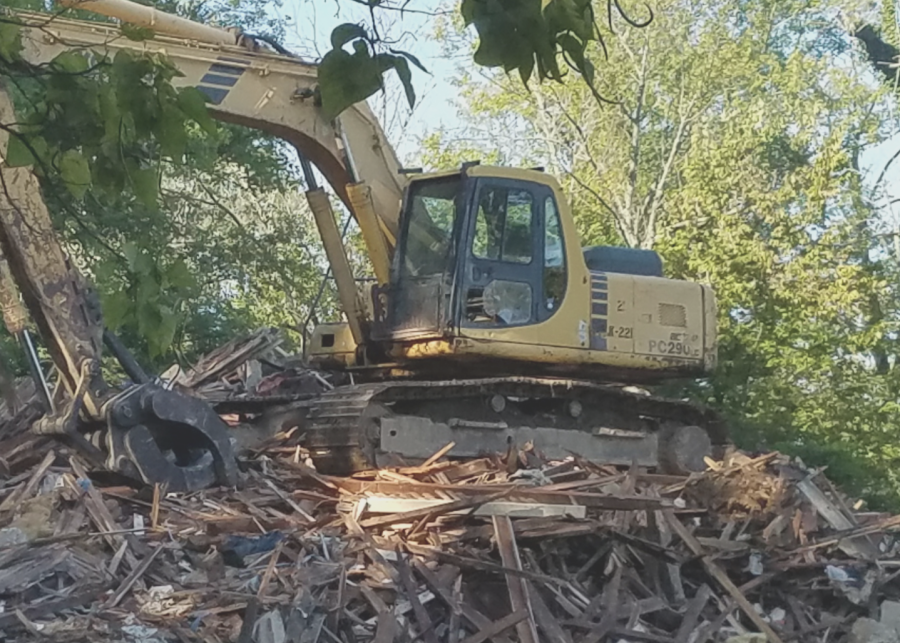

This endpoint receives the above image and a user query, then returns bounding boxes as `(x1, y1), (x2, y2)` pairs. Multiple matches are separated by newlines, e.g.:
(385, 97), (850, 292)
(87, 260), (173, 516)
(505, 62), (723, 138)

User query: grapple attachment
(29, 369), (239, 492)
(104, 384), (239, 491)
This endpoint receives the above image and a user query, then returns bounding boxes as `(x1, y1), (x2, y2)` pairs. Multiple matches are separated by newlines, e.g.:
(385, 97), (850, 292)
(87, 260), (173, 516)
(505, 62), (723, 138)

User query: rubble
(162, 328), (333, 408)
(0, 336), (898, 641)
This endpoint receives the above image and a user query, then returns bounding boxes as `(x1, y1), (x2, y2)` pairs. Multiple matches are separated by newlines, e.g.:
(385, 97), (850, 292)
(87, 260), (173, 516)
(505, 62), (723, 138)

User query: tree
(0, 0), (355, 373)
(423, 0), (900, 507)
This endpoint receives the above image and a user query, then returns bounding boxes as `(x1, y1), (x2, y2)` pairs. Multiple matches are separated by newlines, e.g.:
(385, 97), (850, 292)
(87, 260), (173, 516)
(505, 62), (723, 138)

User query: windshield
(400, 175), (461, 278)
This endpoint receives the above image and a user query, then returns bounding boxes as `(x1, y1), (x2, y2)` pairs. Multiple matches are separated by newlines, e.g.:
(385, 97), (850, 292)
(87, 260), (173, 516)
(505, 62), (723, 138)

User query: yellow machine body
(309, 165), (717, 382)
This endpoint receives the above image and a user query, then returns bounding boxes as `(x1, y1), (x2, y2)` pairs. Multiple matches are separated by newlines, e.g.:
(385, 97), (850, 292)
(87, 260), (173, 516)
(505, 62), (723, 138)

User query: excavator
(0, 0), (726, 491)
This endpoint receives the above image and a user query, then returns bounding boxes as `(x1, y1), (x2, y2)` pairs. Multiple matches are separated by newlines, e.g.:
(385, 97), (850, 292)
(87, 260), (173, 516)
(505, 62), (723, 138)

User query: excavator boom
(15, 2), (408, 237)
(0, 0), (410, 490)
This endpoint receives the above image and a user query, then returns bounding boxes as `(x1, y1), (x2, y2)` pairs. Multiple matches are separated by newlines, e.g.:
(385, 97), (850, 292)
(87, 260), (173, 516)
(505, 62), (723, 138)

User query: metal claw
(105, 384), (239, 492)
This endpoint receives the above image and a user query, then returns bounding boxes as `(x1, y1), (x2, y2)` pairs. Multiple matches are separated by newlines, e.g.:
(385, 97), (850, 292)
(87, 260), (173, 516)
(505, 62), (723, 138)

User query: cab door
(459, 178), (548, 329)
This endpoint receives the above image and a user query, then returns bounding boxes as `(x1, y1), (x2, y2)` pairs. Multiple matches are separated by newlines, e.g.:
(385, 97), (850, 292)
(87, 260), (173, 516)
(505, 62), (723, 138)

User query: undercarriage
(298, 376), (730, 477)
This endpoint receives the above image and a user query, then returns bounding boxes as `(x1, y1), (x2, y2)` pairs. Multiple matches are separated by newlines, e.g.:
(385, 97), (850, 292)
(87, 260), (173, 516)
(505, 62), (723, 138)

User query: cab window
(472, 187), (534, 264)
(543, 196), (566, 315)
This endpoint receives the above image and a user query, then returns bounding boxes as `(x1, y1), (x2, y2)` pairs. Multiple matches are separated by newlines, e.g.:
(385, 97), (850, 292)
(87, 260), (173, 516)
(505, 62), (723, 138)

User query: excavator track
(302, 377), (729, 475)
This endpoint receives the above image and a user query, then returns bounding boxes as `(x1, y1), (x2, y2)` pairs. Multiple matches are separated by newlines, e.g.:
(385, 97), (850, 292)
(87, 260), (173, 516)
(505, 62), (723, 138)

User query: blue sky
(268, 0), (900, 227)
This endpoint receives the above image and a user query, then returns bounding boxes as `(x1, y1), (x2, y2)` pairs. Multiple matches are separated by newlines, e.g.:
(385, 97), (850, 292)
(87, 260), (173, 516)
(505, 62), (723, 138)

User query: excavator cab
(314, 161), (717, 389)
(374, 165), (563, 342)
(306, 163), (722, 473)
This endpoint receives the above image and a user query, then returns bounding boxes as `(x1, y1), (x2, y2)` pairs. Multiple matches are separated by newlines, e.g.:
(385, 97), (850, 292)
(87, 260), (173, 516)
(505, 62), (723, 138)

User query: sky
(265, 0), (900, 228)
(270, 0), (460, 163)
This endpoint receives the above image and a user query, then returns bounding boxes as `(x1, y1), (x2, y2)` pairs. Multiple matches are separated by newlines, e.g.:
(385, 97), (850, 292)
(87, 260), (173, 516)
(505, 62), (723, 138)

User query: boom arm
(15, 3), (409, 241)
(0, 0), (411, 490)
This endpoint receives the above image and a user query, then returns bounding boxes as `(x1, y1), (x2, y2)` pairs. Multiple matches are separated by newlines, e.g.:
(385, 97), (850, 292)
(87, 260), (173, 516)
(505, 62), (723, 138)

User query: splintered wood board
(362, 496), (586, 519)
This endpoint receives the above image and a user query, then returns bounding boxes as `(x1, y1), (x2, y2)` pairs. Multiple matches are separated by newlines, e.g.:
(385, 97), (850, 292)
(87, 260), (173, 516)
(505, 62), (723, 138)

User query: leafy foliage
(312, 0), (653, 118)
(98, 244), (195, 359)
(459, 0), (651, 94)
(0, 0), (339, 372)
(318, 23), (428, 120)
(1, 23), (216, 203)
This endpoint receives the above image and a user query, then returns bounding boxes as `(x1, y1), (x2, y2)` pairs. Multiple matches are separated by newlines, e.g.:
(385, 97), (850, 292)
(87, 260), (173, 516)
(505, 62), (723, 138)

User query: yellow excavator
(0, 0), (725, 489)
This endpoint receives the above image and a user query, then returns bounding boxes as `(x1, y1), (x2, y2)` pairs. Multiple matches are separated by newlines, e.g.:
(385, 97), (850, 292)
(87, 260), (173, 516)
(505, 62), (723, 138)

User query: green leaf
(58, 150), (92, 199)
(166, 258), (195, 290)
(331, 23), (367, 49)
(5, 134), (36, 167)
(52, 51), (90, 74)
(0, 22), (23, 63)
(159, 106), (187, 161)
(389, 48), (429, 74)
(131, 167), (158, 208)
(137, 272), (160, 302)
(153, 307), (179, 357)
(120, 23), (156, 41)
(111, 49), (137, 83)
(92, 259), (118, 284)
(519, 54), (535, 87)
(124, 243), (155, 276)
(136, 303), (157, 347)
(102, 290), (132, 330)
(558, 33), (586, 72)
(123, 242), (140, 272)
(582, 58), (595, 86)
(390, 55), (415, 108)
(176, 88), (216, 135)
(318, 45), (384, 120)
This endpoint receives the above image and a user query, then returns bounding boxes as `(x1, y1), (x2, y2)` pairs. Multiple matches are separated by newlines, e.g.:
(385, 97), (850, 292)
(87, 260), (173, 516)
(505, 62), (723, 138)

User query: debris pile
(162, 328), (333, 407)
(0, 333), (898, 642)
(0, 377), (898, 643)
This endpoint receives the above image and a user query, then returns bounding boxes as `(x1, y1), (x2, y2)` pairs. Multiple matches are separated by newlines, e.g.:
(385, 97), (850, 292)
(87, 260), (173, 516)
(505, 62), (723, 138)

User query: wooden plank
(457, 610), (528, 643)
(360, 490), (510, 528)
(69, 458), (140, 571)
(664, 510), (785, 643)
(103, 544), (165, 608)
(795, 477), (879, 559)
(332, 478), (668, 510)
(493, 516), (539, 643)
(694, 599), (737, 643)
(0, 449), (54, 513)
(790, 514), (900, 554)
(527, 580), (574, 643)
(420, 442), (456, 468)
(583, 564), (622, 643)
(396, 554), (439, 643)
(406, 544), (567, 586)
(260, 476), (315, 521)
(448, 575), (463, 643)
(236, 596), (260, 643)
(342, 509), (400, 585)
(610, 628), (675, 642)
(150, 483), (161, 530)
(0, 584), (107, 631)
(673, 585), (710, 643)
(363, 496), (586, 519)
(372, 612), (398, 643)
